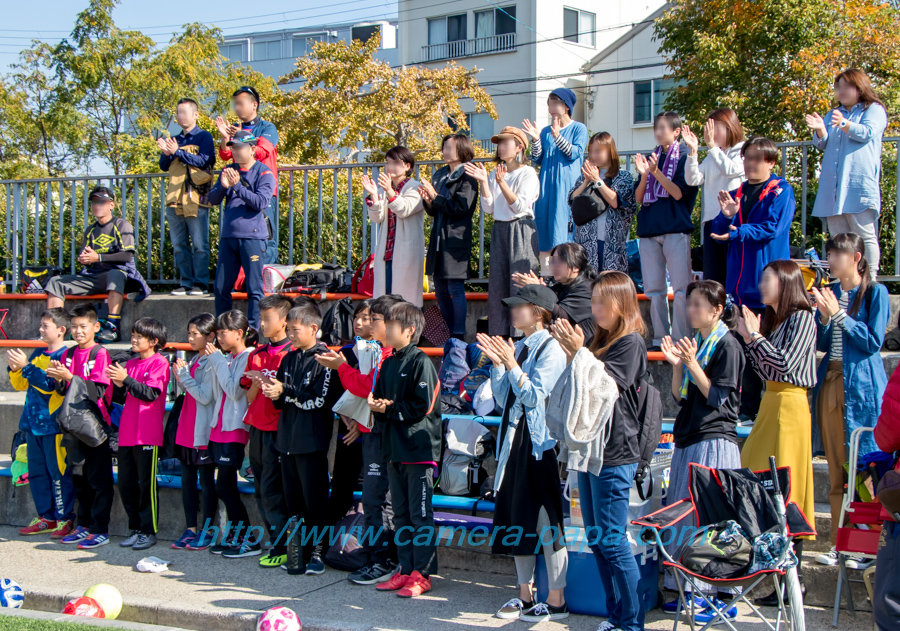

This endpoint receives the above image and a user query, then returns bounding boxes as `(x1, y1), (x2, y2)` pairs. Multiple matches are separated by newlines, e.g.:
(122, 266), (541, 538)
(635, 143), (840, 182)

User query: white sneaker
(188, 287), (209, 296)
(816, 547), (839, 566)
(845, 554), (875, 570)
(170, 287), (188, 296)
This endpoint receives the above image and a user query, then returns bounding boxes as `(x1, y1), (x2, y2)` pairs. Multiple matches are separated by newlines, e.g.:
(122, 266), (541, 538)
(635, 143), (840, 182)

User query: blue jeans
(385, 260), (393, 295)
(578, 463), (642, 631)
(597, 239), (605, 271)
(264, 196), (278, 265)
(214, 237), (266, 329)
(166, 207), (210, 290)
(433, 277), (466, 337)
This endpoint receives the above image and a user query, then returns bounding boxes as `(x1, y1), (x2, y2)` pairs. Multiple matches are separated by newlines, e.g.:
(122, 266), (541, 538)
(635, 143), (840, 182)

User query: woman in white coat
(362, 146), (425, 306)
(683, 108), (745, 286)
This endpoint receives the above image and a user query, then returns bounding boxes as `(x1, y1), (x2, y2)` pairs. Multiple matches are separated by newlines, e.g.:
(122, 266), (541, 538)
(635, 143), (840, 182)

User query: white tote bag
(331, 339), (381, 429)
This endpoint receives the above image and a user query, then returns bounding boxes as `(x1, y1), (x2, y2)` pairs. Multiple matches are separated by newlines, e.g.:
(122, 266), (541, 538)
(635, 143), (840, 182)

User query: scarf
(680, 320), (729, 399)
(642, 142), (680, 205)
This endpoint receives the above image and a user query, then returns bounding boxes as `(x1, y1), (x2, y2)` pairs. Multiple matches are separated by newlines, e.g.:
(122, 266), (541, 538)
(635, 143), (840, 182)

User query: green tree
(654, 0), (900, 141)
(270, 36), (497, 164)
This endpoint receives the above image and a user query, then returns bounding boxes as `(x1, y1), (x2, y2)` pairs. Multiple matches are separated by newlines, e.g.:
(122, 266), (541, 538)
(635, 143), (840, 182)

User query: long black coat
(425, 164), (479, 280)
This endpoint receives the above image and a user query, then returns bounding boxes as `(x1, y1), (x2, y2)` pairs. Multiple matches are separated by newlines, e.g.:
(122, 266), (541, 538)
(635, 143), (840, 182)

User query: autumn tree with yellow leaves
(270, 36), (497, 164)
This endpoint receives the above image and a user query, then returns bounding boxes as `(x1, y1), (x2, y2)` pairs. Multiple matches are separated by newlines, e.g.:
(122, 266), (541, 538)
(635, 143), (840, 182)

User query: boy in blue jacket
(711, 136), (795, 421)
(7, 308), (76, 538)
(208, 129), (276, 328)
(711, 136), (796, 309)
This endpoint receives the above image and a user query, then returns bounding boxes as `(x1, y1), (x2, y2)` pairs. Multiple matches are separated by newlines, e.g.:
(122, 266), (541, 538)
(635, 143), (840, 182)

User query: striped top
(829, 294), (850, 362)
(746, 310), (817, 388)
(531, 134), (575, 160)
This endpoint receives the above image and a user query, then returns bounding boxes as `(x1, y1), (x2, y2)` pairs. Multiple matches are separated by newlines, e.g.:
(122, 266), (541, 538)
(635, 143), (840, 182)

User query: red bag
(352, 254), (375, 297)
(234, 268), (246, 292)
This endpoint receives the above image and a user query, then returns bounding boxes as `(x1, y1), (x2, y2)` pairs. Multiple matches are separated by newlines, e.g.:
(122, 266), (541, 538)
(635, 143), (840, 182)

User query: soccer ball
(63, 596), (105, 618)
(0, 579), (24, 609)
(257, 606), (301, 631)
(83, 583), (122, 620)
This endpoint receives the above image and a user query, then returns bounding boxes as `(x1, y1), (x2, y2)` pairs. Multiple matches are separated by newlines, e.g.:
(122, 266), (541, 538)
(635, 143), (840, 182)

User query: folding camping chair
(633, 458), (814, 631)
(832, 427), (883, 627)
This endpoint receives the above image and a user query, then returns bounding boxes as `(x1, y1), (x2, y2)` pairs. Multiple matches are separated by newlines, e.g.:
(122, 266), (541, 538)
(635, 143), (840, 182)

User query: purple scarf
(642, 142), (680, 205)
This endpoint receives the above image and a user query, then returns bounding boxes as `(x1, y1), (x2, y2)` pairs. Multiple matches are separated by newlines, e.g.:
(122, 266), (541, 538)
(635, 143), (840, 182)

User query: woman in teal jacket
(810, 232), (888, 566)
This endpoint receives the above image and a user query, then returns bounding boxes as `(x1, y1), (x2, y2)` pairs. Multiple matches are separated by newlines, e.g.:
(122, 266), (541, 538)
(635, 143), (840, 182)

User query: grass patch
(0, 615), (112, 631)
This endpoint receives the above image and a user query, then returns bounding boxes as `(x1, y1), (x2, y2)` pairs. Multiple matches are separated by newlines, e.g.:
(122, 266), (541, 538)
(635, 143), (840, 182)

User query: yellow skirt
(741, 382), (816, 539)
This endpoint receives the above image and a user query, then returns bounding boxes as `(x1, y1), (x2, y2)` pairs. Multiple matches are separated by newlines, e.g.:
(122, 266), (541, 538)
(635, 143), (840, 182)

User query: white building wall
(584, 23), (666, 153)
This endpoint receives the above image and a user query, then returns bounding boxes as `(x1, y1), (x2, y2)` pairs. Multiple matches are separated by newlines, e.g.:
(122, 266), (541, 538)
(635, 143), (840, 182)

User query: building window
(563, 8), (595, 47)
(449, 113), (495, 148)
(474, 6), (516, 39)
(428, 13), (467, 46)
(352, 24), (381, 44)
(220, 42), (247, 63)
(292, 35), (323, 58)
(633, 77), (678, 124)
(252, 40), (282, 61)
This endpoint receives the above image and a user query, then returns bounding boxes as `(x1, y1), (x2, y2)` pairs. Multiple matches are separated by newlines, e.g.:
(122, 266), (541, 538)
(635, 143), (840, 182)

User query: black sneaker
(222, 537), (262, 558)
(520, 602), (569, 622)
(348, 562), (397, 585)
(210, 533), (238, 555)
(96, 320), (120, 344)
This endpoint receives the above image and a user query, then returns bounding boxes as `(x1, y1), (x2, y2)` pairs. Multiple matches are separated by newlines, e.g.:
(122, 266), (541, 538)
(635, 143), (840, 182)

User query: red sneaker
(376, 572), (410, 591)
(50, 520), (74, 539)
(19, 518), (57, 535)
(397, 571), (432, 598)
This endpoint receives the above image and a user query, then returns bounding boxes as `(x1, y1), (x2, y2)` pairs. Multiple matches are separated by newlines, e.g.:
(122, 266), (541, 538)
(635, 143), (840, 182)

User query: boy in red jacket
(242, 294), (293, 567)
(873, 364), (900, 631)
(315, 293), (403, 584)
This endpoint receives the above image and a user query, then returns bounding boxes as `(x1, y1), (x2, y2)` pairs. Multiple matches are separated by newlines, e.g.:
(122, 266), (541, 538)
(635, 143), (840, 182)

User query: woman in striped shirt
(737, 259), (816, 604)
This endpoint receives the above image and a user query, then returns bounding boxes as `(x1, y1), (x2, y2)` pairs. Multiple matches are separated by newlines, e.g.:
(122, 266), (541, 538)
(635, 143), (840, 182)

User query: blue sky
(1, 0), (398, 67)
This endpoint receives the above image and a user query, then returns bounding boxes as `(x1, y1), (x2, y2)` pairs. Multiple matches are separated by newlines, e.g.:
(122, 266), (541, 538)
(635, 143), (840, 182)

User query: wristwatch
(839, 119), (849, 129)
(750, 331), (762, 341)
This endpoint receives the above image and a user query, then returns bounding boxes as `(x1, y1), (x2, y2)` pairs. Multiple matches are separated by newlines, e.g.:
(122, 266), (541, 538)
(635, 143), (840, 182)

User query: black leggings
(181, 461), (217, 531)
(214, 464), (249, 536)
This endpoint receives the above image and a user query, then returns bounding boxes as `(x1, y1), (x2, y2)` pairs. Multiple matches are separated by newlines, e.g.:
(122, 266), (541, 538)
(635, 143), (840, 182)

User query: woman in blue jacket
(810, 233), (888, 568)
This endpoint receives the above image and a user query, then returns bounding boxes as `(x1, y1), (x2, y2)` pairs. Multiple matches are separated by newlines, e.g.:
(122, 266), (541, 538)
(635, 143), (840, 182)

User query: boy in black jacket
(263, 301), (342, 575)
(368, 302), (441, 598)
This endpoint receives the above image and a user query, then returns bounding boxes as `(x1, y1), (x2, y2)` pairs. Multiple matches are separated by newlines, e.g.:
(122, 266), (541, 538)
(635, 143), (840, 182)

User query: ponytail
(686, 280), (738, 330)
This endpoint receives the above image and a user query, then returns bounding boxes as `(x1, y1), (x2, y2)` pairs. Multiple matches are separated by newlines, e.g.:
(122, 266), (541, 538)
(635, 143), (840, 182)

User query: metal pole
(4, 185), (10, 289)
(346, 167), (353, 270)
(801, 144), (808, 248)
(33, 182), (40, 262)
(895, 140), (900, 276)
(70, 181), (76, 273)
(45, 182), (52, 262)
(303, 171), (309, 264)
(159, 178), (166, 279)
(288, 171), (295, 265)
(12, 184), (21, 291)
(146, 178), (152, 280)
(317, 169), (323, 259)
(332, 169), (338, 264)
(57, 181), (65, 269)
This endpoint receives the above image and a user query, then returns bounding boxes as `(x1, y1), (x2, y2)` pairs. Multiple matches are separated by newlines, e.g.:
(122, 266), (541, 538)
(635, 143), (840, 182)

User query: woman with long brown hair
(737, 259), (817, 603)
(683, 108), (745, 285)
(566, 132), (636, 273)
(549, 270), (648, 631)
(806, 68), (887, 278)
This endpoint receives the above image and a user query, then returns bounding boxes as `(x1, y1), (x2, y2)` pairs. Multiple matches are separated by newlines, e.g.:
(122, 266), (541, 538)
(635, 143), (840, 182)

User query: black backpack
(633, 374), (663, 499)
(282, 263), (346, 293)
(57, 346), (109, 448)
(320, 297), (356, 345)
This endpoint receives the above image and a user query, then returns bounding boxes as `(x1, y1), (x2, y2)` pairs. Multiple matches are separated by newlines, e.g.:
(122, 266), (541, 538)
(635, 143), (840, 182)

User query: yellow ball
(83, 584), (122, 620)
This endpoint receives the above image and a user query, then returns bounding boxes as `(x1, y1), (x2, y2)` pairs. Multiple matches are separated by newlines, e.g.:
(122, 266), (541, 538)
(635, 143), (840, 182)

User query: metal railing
(422, 32), (517, 62)
(1, 137), (898, 292)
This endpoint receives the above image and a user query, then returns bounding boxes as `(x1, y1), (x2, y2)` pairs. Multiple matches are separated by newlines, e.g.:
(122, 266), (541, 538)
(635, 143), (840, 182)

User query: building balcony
(421, 32), (516, 62)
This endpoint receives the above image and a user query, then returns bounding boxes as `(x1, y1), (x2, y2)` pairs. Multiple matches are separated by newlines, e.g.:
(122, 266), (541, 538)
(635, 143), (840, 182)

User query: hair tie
(725, 294), (735, 314)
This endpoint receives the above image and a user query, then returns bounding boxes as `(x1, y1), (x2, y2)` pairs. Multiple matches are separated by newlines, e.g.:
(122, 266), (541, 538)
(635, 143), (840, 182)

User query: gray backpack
(57, 346), (108, 448)
(438, 417), (495, 496)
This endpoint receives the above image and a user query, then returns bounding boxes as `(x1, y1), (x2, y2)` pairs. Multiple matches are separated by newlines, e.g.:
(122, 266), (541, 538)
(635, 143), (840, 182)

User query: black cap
(88, 186), (116, 202)
(226, 129), (258, 147)
(232, 85), (260, 104)
(502, 284), (558, 312)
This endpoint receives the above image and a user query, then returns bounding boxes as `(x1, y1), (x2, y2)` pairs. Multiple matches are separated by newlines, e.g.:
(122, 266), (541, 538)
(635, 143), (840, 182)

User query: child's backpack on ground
(320, 297), (356, 346)
(282, 263), (346, 293)
(323, 508), (369, 572)
(351, 254), (375, 296)
(438, 416), (495, 497)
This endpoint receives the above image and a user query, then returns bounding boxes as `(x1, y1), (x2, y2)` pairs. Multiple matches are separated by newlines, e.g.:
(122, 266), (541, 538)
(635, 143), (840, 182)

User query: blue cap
(550, 87), (577, 114)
